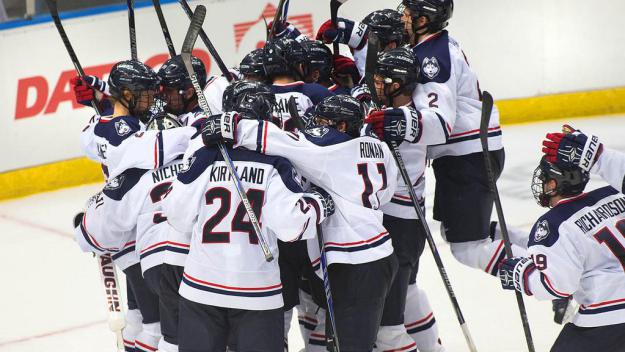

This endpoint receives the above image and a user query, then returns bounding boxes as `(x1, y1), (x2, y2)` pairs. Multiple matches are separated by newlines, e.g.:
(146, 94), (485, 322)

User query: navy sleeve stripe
(436, 112), (449, 142)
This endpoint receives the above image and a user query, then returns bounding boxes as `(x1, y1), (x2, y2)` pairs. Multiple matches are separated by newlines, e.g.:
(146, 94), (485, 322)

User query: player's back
(271, 82), (334, 131)
(412, 30), (502, 158)
(165, 146), (317, 310)
(528, 186), (625, 327)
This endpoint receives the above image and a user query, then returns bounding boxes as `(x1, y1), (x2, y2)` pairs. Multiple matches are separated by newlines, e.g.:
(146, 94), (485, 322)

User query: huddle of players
(69, 0), (625, 351)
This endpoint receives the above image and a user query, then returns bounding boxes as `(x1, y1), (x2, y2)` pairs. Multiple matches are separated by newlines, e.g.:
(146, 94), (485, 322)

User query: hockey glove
(73, 212), (85, 229)
(333, 55), (361, 84)
(201, 112), (240, 147)
(304, 185), (335, 224)
(364, 107), (421, 144)
(316, 18), (368, 50)
(267, 20), (306, 41)
(71, 75), (110, 107)
(498, 256), (536, 296)
(351, 84), (372, 105)
(542, 125), (603, 172)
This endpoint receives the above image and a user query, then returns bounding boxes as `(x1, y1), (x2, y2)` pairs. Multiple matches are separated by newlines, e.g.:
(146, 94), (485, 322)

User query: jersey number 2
(203, 187), (264, 244)
(593, 219), (625, 271)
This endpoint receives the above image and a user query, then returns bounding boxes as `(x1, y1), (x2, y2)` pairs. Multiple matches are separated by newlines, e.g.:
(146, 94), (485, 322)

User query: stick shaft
(127, 0), (137, 60)
(152, 0), (176, 57)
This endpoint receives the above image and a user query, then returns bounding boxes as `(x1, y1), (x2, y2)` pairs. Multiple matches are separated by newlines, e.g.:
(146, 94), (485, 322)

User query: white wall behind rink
(1, 0), (624, 172)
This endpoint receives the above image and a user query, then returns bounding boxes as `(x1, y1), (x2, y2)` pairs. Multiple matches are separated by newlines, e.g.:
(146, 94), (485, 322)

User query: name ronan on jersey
(574, 195), (625, 233)
(360, 141), (385, 159)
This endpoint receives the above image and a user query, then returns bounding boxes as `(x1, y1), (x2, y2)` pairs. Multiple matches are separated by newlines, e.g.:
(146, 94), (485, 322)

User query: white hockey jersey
(82, 114), (195, 179)
(271, 82), (334, 131)
(411, 31), (503, 159)
(164, 146), (319, 310)
(524, 186), (625, 327)
(234, 120), (398, 267)
(202, 75), (229, 115)
(592, 148), (625, 194)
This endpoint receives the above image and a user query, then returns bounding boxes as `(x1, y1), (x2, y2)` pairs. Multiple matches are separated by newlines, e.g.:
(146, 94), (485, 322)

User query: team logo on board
(115, 120), (132, 136)
(534, 220), (550, 242)
(422, 57), (440, 79)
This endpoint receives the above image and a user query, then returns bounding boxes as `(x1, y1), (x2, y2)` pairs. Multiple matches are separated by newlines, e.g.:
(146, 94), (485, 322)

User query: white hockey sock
(491, 222), (530, 249)
(122, 309), (142, 351)
(135, 322), (161, 352)
(297, 289), (322, 350)
(404, 283), (444, 352)
(158, 338), (179, 352)
(450, 239), (527, 275)
(375, 325), (417, 352)
(307, 307), (327, 352)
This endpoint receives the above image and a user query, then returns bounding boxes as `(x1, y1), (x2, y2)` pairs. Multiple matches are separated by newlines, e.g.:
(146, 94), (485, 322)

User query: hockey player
(262, 38), (334, 131)
(498, 156), (625, 351)
(158, 55), (207, 121)
(202, 94), (400, 351)
(164, 87), (332, 352)
(366, 47), (443, 352)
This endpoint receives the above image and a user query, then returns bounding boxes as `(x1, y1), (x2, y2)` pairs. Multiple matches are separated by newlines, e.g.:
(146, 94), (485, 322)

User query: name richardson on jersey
(360, 141), (385, 159)
(152, 163), (186, 183)
(574, 195), (625, 234)
(209, 165), (265, 185)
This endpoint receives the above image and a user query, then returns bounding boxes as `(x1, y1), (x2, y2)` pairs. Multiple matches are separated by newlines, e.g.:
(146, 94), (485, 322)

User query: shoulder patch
(104, 175), (125, 191)
(115, 120), (132, 136)
(305, 126), (330, 138)
(534, 219), (550, 243)
(422, 57), (441, 80)
(179, 156), (196, 174)
(102, 168), (147, 201)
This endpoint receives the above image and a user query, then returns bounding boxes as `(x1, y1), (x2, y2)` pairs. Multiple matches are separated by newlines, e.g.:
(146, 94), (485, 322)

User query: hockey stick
(479, 91), (535, 352)
(46, 3), (125, 348)
(330, 0), (348, 56)
(288, 97), (340, 352)
(365, 32), (478, 352)
(268, 0), (287, 40)
(127, 0), (138, 60)
(45, 0), (101, 116)
(152, 0), (176, 57)
(177, 0), (234, 82)
(181, 5), (274, 262)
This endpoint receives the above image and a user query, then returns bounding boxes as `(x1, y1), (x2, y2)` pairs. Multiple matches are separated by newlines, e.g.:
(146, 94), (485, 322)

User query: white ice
(2, 115), (625, 352)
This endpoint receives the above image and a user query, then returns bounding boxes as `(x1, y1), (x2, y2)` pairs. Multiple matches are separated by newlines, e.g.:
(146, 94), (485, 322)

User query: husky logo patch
(422, 57), (440, 79)
(104, 175), (125, 191)
(305, 126), (330, 138)
(534, 220), (550, 242)
(115, 120), (132, 136)
(179, 156), (196, 174)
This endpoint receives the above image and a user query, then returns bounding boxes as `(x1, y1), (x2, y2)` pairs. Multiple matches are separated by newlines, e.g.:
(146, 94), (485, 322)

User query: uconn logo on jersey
(422, 57), (440, 79)
(104, 175), (125, 190)
(115, 120), (132, 136)
(534, 220), (550, 242)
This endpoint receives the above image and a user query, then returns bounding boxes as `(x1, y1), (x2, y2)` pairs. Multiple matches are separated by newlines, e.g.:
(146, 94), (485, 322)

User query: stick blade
(181, 5), (206, 55)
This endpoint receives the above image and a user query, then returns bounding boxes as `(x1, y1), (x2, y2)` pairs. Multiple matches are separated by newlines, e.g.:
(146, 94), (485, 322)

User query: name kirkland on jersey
(208, 165), (266, 185)
(360, 141), (385, 159)
(574, 194), (625, 233)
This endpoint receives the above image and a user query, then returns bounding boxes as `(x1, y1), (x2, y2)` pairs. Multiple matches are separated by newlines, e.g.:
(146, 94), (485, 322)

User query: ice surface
(2, 115), (625, 351)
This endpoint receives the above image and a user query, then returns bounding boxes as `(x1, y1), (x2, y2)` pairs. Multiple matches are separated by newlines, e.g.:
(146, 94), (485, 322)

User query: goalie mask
(146, 111), (182, 131)
(108, 60), (161, 123)
(531, 156), (589, 207)
(313, 95), (365, 138)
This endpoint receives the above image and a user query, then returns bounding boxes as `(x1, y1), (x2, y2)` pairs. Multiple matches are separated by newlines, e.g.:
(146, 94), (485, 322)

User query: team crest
(422, 57), (440, 79)
(179, 156), (196, 174)
(104, 175), (125, 190)
(534, 220), (550, 242)
(305, 126), (329, 138)
(115, 120), (132, 136)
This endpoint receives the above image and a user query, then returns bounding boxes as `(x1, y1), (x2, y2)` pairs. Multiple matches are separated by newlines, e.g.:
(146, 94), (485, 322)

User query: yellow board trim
(0, 157), (104, 201)
(2, 87), (625, 201)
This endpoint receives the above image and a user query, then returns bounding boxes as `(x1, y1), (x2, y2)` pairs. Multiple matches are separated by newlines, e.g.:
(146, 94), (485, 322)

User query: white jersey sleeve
(523, 186), (625, 327)
(80, 114), (103, 162)
(202, 75), (229, 115)
(592, 148), (625, 193)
